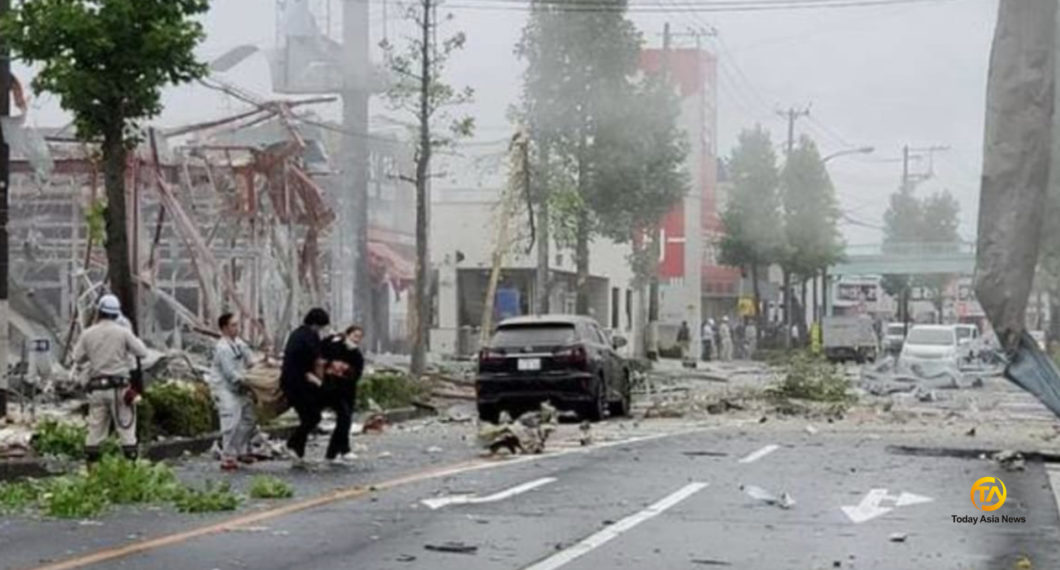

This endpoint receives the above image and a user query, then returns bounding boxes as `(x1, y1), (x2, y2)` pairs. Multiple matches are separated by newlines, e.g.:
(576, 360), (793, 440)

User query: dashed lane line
(738, 444), (780, 464)
(522, 482), (709, 570)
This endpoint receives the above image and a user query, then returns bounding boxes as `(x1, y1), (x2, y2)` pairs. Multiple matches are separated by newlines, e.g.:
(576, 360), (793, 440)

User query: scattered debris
(888, 533), (908, 543)
(916, 389), (939, 403)
(362, 414), (387, 434)
(966, 427), (977, 437)
(579, 421), (593, 446)
(1015, 555), (1033, 569)
(425, 446), (443, 454)
(682, 451), (728, 457)
(378, 451), (393, 459)
(424, 542), (478, 555)
(740, 484), (795, 509)
(705, 399), (745, 415)
(805, 425), (819, 435)
(691, 560), (733, 567)
(992, 450), (1026, 472)
(478, 402), (558, 455)
(396, 554), (417, 563)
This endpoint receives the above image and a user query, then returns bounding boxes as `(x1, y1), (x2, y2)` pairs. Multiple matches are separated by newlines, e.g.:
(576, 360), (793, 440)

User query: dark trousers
(321, 379), (356, 459)
(286, 389), (322, 459)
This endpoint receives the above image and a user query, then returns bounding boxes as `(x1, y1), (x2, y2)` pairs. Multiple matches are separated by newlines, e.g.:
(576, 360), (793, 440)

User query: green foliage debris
(174, 481), (241, 513)
(139, 380), (218, 442)
(32, 419), (88, 459)
(248, 476), (294, 500)
(767, 352), (853, 404)
(356, 372), (426, 412)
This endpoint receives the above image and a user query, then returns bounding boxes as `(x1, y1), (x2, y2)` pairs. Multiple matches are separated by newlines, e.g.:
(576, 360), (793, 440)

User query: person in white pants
(210, 313), (257, 471)
(71, 295), (149, 464)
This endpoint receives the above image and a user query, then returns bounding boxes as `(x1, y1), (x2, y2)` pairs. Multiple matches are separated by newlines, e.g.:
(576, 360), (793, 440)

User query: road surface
(3, 416), (1059, 570)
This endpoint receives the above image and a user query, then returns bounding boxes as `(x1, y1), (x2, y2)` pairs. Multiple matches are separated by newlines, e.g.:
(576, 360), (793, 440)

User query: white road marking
(421, 477), (558, 510)
(841, 488), (935, 524)
(523, 482), (709, 570)
(738, 444), (780, 464)
(1046, 465), (1060, 518)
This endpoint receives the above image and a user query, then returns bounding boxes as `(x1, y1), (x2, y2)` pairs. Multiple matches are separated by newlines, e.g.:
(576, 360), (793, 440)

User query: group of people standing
(211, 307), (366, 470)
(69, 294), (368, 471)
(700, 316), (756, 362)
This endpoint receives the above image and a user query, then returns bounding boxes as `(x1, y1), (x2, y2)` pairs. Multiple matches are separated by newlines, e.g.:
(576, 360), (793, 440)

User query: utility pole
(342, 0), (372, 341)
(0, 0), (10, 419)
(777, 105), (810, 347)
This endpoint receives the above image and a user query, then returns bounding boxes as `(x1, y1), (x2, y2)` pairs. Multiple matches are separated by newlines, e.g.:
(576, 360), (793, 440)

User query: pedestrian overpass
(832, 242), (977, 276)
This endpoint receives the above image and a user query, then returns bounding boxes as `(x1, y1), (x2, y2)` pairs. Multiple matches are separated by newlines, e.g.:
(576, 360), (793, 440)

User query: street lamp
(822, 146), (875, 164)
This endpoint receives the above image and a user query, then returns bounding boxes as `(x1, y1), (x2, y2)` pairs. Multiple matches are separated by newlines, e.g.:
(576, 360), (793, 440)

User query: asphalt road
(5, 420), (1059, 570)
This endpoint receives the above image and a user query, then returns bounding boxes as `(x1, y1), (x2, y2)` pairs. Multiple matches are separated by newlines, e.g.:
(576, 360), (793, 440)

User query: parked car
(898, 325), (960, 375)
(476, 315), (631, 422)
(883, 323), (908, 356)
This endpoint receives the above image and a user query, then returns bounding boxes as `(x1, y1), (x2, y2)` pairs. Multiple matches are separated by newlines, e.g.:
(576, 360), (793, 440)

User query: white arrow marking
(841, 489), (934, 523)
(421, 477), (557, 510)
(895, 491), (934, 507)
(841, 489), (893, 524)
(739, 444), (780, 464)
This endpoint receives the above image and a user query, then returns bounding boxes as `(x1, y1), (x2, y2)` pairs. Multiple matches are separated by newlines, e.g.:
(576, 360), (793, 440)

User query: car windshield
(955, 327), (973, 341)
(906, 328), (956, 346)
(491, 324), (576, 348)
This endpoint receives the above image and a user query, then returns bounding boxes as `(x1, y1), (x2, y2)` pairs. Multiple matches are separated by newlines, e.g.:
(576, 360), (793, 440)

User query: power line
(396, 0), (957, 13)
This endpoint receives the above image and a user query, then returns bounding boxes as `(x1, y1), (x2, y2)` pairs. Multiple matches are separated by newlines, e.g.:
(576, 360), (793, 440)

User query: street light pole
(818, 145), (874, 324)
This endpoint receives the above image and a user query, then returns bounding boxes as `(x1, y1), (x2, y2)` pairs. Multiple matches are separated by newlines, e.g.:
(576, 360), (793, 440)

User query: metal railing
(843, 242), (976, 258)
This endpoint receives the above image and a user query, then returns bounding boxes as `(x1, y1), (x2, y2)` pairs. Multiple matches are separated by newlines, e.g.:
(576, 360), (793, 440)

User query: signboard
(738, 297), (755, 317)
(834, 281), (880, 308)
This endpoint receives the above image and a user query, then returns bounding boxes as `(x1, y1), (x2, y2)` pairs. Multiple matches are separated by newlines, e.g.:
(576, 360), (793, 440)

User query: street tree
(1, 0), (209, 329)
(880, 184), (922, 321)
(515, 0), (641, 315)
(916, 190), (961, 318)
(719, 126), (784, 335)
(382, 0), (474, 377)
(781, 135), (843, 336)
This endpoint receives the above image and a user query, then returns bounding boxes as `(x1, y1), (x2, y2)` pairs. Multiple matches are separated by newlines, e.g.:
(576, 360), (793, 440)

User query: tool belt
(86, 376), (130, 392)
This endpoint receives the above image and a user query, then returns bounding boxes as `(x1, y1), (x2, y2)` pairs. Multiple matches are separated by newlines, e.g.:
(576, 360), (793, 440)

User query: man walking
(676, 321), (691, 361)
(71, 295), (149, 464)
(281, 308), (330, 466)
(211, 313), (257, 471)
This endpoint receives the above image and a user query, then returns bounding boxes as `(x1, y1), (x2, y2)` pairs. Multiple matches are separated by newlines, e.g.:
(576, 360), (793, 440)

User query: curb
(887, 445), (1060, 463)
(0, 405), (436, 482)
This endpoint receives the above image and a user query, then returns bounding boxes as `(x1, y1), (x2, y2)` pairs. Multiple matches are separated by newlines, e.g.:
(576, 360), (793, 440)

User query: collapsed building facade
(7, 99), (415, 365)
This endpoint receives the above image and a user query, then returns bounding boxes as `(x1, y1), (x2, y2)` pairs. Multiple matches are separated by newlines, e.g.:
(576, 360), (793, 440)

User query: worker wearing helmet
(71, 294), (149, 464)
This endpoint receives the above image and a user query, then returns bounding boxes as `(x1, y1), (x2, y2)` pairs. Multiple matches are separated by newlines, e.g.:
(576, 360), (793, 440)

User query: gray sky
(14, 0), (997, 245)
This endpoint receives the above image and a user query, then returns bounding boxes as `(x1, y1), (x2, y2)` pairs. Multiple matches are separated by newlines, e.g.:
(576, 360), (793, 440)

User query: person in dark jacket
(320, 325), (365, 465)
(281, 308), (330, 466)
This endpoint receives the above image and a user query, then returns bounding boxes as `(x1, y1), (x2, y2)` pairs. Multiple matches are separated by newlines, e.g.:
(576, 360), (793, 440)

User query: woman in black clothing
(321, 325), (365, 464)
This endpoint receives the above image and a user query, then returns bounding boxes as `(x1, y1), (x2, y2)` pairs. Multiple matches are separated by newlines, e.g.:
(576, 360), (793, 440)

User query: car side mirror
(612, 336), (628, 349)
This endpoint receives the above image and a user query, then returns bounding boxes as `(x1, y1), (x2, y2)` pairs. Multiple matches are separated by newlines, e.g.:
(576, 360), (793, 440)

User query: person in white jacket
(211, 313), (257, 471)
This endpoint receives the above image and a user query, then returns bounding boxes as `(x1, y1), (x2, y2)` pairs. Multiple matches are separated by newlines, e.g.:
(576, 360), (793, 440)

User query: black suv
(476, 315), (631, 422)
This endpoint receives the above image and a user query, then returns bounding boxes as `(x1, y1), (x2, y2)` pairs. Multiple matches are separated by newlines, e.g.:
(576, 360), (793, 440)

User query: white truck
(821, 316), (878, 364)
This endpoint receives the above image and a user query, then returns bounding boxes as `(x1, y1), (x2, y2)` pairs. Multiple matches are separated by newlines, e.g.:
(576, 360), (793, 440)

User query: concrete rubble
(477, 402), (558, 455)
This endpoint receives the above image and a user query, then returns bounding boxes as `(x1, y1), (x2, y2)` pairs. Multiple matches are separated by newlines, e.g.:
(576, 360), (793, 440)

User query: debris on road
(424, 542), (478, 555)
(805, 425), (819, 435)
(425, 446), (443, 454)
(889, 533), (908, 543)
(579, 421), (593, 446)
(682, 451), (728, 457)
(478, 402), (557, 455)
(992, 450), (1026, 472)
(966, 427), (977, 437)
(741, 484), (796, 509)
(691, 559), (733, 566)
(396, 554), (417, 563)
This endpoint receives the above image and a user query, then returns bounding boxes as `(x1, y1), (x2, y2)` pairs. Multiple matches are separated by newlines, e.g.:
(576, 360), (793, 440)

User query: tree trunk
(409, 1), (432, 378)
(648, 227), (661, 323)
(535, 143), (550, 314)
(102, 125), (136, 331)
(799, 278), (808, 341)
(575, 206), (591, 315)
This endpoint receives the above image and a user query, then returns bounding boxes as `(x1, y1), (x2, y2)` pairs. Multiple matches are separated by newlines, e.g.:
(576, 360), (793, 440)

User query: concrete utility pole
(778, 105), (810, 347)
(0, 0), (10, 419)
(343, 0), (372, 338)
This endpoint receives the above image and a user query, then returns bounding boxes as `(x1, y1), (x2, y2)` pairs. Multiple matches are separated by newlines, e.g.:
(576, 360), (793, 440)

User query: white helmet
(99, 294), (122, 316)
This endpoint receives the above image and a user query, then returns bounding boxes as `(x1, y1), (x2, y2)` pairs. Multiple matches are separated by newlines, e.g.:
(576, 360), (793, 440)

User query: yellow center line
(28, 426), (714, 570)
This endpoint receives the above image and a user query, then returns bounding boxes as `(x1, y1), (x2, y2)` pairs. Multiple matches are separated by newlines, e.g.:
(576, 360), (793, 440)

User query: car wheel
(582, 378), (606, 422)
(477, 403), (499, 424)
(609, 372), (631, 417)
